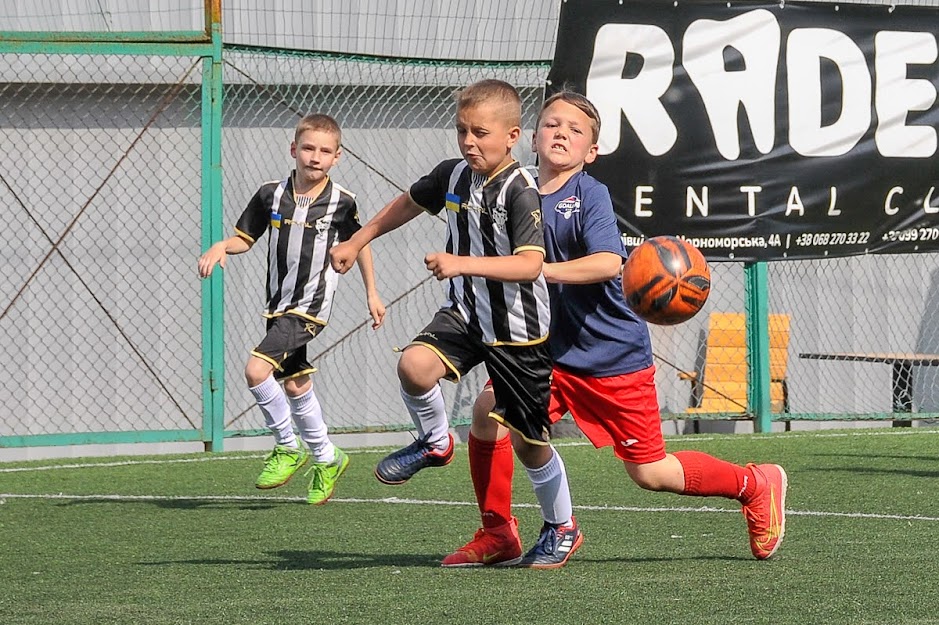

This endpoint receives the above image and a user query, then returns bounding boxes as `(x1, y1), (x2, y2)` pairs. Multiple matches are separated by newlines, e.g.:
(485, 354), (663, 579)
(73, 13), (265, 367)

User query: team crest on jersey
(491, 202), (508, 230)
(555, 196), (581, 220)
(314, 218), (330, 235)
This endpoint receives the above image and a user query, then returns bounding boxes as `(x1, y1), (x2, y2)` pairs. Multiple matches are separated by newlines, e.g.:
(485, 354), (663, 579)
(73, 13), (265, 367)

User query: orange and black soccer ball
(621, 236), (711, 325)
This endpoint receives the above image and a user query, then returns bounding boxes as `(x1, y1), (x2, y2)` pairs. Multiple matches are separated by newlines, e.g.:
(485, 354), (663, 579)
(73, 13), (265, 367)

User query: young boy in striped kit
(198, 113), (385, 504)
(330, 79), (582, 568)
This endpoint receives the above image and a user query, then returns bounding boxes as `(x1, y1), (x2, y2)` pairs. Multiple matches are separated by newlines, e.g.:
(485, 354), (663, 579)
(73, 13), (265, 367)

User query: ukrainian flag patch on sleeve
(271, 212), (282, 229)
(445, 193), (461, 212)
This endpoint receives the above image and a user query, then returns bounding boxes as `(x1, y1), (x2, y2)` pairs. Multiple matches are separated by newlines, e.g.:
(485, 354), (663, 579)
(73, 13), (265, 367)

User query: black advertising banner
(548, 1), (939, 260)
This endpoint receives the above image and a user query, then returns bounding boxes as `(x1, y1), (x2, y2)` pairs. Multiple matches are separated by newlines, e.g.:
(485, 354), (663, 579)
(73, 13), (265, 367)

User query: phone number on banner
(792, 232), (871, 247)
(881, 228), (939, 243)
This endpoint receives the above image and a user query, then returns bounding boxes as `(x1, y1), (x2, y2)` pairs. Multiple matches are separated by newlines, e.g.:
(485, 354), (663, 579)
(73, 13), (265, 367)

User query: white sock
(525, 447), (574, 526)
(288, 388), (335, 463)
(249, 376), (296, 447)
(400, 385), (450, 450)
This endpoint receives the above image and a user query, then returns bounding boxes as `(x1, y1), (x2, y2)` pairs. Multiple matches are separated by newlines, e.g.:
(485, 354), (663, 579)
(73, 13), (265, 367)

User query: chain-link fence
(0, 53), (206, 442)
(646, 255), (939, 431)
(219, 49), (549, 434)
(2, 0), (938, 453)
(775, 254), (939, 417)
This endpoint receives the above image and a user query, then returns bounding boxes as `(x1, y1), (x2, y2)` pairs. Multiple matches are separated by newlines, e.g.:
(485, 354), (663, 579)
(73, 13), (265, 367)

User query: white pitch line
(1, 492), (937, 523)
(1, 427), (936, 474)
(658, 427), (939, 445)
(0, 455), (262, 473)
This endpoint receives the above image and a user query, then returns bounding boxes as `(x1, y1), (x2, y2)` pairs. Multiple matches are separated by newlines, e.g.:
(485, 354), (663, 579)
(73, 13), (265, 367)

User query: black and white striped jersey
(235, 172), (361, 324)
(410, 158), (551, 345)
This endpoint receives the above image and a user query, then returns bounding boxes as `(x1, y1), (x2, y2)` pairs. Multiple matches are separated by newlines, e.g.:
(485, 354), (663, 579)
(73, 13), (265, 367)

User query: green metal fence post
(201, 0), (225, 452)
(1, 22), (216, 450)
(745, 262), (772, 433)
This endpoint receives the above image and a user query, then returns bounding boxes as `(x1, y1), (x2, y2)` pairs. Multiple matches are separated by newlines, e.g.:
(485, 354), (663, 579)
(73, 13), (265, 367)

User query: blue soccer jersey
(541, 171), (653, 376)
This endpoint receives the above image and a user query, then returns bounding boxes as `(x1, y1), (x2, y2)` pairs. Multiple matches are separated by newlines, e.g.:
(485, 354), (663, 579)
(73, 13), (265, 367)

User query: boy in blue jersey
(444, 91), (787, 567)
(330, 80), (581, 568)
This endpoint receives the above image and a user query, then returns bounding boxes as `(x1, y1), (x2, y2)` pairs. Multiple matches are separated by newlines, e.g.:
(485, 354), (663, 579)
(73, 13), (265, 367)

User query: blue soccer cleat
(518, 517), (584, 569)
(375, 433), (454, 485)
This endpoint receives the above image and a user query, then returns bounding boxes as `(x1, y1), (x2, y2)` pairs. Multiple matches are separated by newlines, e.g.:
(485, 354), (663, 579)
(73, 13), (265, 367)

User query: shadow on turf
(576, 554), (746, 564)
(142, 549), (441, 570)
(807, 453), (939, 478)
(141, 550), (745, 570)
(57, 499), (282, 511)
(810, 452), (938, 463)
(809, 465), (939, 479)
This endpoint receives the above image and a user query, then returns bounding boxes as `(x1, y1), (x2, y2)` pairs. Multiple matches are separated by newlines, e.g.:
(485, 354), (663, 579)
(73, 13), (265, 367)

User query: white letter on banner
(740, 186), (762, 217)
(635, 186), (654, 217)
(924, 187), (937, 214)
(686, 187), (709, 217)
(827, 187), (841, 216)
(875, 32), (938, 158)
(587, 24), (677, 156)
(786, 187), (805, 216)
(683, 10), (779, 160)
(885, 187), (902, 215)
(787, 29), (871, 157)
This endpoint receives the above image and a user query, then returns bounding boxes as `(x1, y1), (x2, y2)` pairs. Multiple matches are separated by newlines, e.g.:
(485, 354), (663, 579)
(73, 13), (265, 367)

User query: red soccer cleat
(441, 517), (523, 567)
(741, 463), (788, 560)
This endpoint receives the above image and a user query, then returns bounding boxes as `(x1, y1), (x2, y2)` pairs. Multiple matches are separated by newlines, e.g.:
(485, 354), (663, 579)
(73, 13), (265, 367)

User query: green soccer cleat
(255, 444), (309, 489)
(306, 447), (350, 505)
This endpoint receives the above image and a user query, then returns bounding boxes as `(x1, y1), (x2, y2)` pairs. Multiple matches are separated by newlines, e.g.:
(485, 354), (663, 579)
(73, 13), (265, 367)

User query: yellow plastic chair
(678, 312), (790, 418)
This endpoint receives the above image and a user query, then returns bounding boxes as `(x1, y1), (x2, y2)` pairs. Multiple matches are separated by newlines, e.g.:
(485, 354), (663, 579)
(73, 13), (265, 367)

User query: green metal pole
(201, 1), (225, 452)
(745, 262), (772, 433)
(0, 21), (214, 451)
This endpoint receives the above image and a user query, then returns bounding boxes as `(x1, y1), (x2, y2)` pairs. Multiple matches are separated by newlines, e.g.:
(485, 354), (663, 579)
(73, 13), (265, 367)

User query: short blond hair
(295, 113), (342, 144)
(539, 91), (601, 143)
(455, 79), (521, 127)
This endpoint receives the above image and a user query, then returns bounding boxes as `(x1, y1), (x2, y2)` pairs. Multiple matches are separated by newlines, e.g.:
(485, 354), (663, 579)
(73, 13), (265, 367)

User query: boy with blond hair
(199, 113), (385, 504)
(330, 80), (582, 568)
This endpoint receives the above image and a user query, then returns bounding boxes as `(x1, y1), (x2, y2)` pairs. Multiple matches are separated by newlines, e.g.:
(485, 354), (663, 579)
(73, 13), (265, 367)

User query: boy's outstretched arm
(542, 252), (622, 285)
(330, 193), (424, 274)
(197, 235), (252, 278)
(355, 243), (386, 329)
(425, 249), (544, 283)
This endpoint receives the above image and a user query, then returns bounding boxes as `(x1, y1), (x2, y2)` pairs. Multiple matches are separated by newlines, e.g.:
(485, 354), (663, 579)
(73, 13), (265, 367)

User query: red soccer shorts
(548, 364), (666, 464)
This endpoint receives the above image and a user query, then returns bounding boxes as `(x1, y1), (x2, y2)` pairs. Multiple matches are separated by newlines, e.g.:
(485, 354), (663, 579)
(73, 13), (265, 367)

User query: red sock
(673, 450), (757, 501)
(469, 432), (514, 528)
